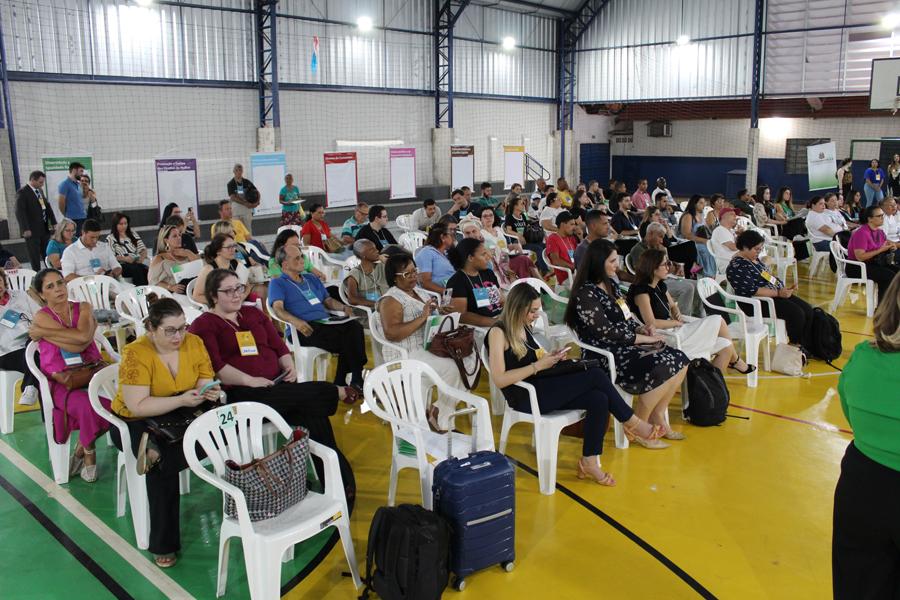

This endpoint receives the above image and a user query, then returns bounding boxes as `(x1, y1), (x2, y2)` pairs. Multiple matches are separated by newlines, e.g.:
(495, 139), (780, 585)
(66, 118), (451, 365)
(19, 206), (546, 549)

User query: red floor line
(729, 403), (853, 435)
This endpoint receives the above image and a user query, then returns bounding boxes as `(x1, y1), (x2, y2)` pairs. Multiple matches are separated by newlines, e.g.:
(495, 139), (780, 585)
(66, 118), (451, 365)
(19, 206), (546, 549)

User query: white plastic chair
(183, 401), (360, 598)
(0, 368), (24, 434)
(765, 238), (798, 286)
(115, 286), (174, 337)
(184, 279), (208, 311)
(696, 278), (774, 388)
(265, 298), (332, 382)
(829, 240), (876, 317)
(807, 241), (831, 279)
(68, 275), (129, 349)
(5, 268), (36, 292)
(479, 344), (584, 494)
(624, 252), (636, 275)
(395, 214), (413, 233)
(397, 232), (427, 254)
(276, 225), (303, 238)
(542, 248), (573, 291)
(362, 360), (493, 510)
(303, 246), (344, 285)
(24, 334), (119, 484)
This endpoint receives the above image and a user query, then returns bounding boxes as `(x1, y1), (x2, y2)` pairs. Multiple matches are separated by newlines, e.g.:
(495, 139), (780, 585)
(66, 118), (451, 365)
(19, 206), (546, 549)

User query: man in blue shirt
(268, 244), (368, 389)
(57, 162), (87, 234)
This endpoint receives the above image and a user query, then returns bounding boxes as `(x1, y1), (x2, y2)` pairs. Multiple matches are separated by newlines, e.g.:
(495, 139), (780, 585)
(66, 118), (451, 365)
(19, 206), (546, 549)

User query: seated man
(629, 222), (699, 316)
(575, 209), (618, 269)
(60, 218), (122, 282)
(656, 192), (678, 226)
(341, 202), (369, 246)
(545, 211), (579, 286)
(472, 181), (499, 217)
(610, 193), (641, 255)
(210, 200), (252, 244)
(355, 204), (398, 251)
(411, 199), (442, 232)
(344, 240), (388, 309)
(268, 245), (368, 389)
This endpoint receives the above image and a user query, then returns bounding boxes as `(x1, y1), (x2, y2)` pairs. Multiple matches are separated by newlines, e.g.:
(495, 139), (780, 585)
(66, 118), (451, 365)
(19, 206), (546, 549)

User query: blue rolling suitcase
(432, 408), (516, 591)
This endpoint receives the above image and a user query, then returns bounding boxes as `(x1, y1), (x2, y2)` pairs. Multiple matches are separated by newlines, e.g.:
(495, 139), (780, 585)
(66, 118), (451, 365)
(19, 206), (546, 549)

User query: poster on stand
(155, 158), (199, 220)
(450, 145), (474, 191)
(503, 146), (525, 191)
(324, 152), (359, 208)
(42, 155), (93, 223)
(389, 148), (416, 199)
(807, 141), (837, 191)
(250, 152), (288, 215)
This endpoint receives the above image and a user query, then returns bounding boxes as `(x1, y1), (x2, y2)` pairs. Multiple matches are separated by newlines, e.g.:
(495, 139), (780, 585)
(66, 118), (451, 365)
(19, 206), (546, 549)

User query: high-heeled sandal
(623, 422), (665, 442)
(576, 457), (616, 486)
(80, 449), (98, 483)
(662, 429), (686, 441)
(136, 433), (161, 476)
(728, 359), (757, 375)
(69, 444), (85, 477)
(154, 553), (177, 568)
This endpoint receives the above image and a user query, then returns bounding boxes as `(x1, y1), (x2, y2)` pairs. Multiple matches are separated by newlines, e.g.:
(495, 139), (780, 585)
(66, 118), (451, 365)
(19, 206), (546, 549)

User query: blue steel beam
(434, 0), (472, 128)
(750, 0), (766, 129)
(256, 0), (280, 129)
(0, 10), (21, 190)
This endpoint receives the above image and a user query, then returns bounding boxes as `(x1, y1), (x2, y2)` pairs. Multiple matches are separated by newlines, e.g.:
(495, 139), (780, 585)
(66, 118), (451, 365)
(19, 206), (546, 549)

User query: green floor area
(0, 410), (334, 599)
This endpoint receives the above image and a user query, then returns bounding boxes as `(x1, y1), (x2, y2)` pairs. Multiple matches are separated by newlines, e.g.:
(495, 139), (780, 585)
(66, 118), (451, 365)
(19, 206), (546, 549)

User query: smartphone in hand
(272, 371), (288, 385)
(199, 380), (221, 395)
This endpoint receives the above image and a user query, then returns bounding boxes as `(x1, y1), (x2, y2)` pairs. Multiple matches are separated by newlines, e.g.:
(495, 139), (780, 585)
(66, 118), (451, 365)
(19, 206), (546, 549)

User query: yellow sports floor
(297, 264), (857, 599)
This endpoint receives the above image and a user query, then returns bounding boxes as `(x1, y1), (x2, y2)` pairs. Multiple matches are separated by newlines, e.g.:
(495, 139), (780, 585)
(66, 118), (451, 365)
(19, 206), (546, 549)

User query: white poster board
(42, 155), (93, 223)
(389, 147), (416, 199)
(250, 152), (287, 216)
(503, 145), (525, 191)
(324, 152), (358, 208)
(807, 142), (837, 191)
(451, 145), (474, 191)
(155, 158), (199, 220)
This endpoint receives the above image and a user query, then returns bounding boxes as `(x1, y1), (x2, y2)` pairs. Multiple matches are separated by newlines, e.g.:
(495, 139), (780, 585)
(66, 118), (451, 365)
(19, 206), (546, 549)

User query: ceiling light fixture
(502, 36), (516, 50)
(357, 16), (373, 32)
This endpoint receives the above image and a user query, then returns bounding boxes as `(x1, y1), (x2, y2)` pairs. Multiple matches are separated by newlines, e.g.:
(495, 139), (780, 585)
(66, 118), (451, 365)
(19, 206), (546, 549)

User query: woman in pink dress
(29, 268), (111, 482)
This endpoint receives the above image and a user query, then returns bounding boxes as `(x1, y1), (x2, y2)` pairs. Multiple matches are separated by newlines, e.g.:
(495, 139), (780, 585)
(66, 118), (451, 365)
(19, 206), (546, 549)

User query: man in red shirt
(545, 211), (579, 285)
(630, 178), (651, 212)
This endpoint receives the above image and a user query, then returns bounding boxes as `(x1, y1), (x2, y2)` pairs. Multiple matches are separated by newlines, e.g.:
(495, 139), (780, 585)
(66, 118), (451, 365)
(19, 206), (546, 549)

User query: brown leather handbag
(427, 316), (481, 390)
(51, 361), (109, 391)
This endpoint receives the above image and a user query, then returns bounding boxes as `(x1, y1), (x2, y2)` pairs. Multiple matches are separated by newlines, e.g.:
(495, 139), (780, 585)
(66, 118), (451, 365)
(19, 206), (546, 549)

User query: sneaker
(18, 385), (38, 406)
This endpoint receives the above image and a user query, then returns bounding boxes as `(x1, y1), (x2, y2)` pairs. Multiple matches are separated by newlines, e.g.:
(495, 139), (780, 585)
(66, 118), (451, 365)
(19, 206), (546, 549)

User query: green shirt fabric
(838, 341), (900, 471)
(268, 255), (314, 278)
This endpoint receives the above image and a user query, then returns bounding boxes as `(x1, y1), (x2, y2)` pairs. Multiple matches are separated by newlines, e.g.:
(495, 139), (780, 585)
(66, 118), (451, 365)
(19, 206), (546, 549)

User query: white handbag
(771, 344), (806, 376)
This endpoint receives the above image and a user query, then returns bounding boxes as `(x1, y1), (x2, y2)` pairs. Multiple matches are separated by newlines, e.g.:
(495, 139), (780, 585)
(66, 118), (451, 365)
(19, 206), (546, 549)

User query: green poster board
(41, 155), (93, 222)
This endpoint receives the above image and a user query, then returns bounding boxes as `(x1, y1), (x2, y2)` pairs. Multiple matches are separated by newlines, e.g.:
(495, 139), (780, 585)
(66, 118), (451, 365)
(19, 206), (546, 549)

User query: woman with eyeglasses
(46, 218), (77, 270)
(0, 269), (42, 406)
(29, 269), (111, 482)
(846, 206), (900, 301)
(149, 225), (200, 295)
(113, 296), (220, 568)
(191, 234), (253, 306)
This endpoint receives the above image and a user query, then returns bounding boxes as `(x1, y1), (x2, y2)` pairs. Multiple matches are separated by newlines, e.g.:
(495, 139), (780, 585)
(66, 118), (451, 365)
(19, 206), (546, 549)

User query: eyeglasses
(217, 284), (247, 297)
(398, 269), (419, 279)
(873, 213), (885, 218)
(161, 325), (188, 338)
(222, 244), (238, 250)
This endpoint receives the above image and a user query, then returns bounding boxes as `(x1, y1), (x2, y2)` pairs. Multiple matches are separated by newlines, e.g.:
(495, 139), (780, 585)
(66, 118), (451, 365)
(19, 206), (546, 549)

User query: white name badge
(0, 309), (21, 328)
(60, 349), (83, 367)
(301, 287), (321, 305)
(473, 287), (491, 308)
(616, 297), (633, 320)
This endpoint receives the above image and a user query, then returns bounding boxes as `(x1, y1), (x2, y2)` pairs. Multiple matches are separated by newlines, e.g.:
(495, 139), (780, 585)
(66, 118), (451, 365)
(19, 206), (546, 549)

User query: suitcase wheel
(453, 577), (466, 592)
(502, 561), (515, 573)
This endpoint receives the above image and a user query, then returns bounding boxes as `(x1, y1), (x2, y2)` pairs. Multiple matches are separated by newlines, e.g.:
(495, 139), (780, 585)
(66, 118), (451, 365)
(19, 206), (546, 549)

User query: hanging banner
(389, 147), (416, 200)
(807, 142), (838, 191)
(250, 152), (287, 216)
(324, 152), (359, 208)
(503, 145), (525, 191)
(42, 155), (93, 223)
(311, 35), (319, 75)
(450, 145), (474, 191)
(155, 158), (199, 220)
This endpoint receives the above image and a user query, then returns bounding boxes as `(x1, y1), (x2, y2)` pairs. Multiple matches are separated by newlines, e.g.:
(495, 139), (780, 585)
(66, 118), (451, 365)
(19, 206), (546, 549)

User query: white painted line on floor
(0, 439), (193, 600)
(724, 372), (839, 380)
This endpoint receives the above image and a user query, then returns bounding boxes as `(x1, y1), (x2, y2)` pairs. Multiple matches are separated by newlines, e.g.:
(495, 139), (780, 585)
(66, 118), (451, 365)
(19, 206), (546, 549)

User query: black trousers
(24, 231), (51, 271)
(666, 240), (697, 275)
(300, 321), (368, 386)
(0, 348), (37, 390)
(740, 294), (813, 346)
(513, 367), (634, 457)
(782, 217), (807, 240)
(847, 262), (900, 300)
(120, 262), (149, 286)
(833, 442), (900, 599)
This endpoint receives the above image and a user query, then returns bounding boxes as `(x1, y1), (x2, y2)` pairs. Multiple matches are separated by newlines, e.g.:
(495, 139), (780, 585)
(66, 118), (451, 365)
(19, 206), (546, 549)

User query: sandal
(623, 421), (665, 441)
(427, 405), (448, 434)
(576, 457), (616, 486)
(630, 434), (670, 449)
(136, 433), (161, 476)
(154, 554), (177, 569)
(80, 449), (98, 483)
(662, 429), (687, 441)
(342, 384), (363, 405)
(728, 359), (757, 375)
(69, 444), (85, 477)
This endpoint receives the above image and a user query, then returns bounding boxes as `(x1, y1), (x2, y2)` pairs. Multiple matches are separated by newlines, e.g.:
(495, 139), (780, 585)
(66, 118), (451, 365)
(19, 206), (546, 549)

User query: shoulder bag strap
(359, 507), (385, 600)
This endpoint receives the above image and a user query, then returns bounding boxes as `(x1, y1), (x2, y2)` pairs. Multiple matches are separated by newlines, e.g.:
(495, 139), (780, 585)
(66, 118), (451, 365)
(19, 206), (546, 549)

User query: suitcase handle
(445, 407), (478, 457)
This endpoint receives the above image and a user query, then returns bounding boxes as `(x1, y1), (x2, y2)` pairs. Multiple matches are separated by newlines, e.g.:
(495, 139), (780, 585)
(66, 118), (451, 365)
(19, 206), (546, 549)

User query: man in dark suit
(15, 170), (56, 270)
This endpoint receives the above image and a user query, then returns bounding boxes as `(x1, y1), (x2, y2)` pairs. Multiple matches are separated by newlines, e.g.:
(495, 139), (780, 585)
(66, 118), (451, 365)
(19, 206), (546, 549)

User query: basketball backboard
(869, 57), (900, 113)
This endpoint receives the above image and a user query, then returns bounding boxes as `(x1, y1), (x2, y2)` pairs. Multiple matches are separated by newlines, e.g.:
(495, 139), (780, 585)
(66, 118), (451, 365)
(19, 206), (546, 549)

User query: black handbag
(530, 358), (600, 379)
(523, 219), (545, 244)
(144, 400), (219, 443)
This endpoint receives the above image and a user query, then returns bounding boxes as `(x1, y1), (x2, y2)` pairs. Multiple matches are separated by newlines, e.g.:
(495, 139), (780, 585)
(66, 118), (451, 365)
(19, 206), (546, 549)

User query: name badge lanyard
(465, 272), (492, 308)
(214, 312), (259, 357)
(359, 269), (379, 301)
(289, 276), (321, 305)
(751, 260), (781, 289)
(652, 285), (671, 319)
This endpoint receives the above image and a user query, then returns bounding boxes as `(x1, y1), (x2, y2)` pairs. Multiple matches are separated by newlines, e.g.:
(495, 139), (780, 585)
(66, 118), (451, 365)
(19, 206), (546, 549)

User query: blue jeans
(864, 186), (884, 209)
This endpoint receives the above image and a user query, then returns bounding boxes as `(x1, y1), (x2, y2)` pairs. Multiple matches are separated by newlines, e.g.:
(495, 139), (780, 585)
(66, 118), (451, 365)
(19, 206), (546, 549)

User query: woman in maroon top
(188, 269), (360, 455)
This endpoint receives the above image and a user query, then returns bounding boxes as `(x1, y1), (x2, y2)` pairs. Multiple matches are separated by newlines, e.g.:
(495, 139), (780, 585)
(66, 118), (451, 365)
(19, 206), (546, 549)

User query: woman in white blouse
(0, 270), (42, 405)
(106, 212), (149, 285)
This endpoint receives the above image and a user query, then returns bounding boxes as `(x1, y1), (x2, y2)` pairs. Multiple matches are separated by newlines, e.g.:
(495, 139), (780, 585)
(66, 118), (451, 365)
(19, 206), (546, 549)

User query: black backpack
(806, 307), (842, 362)
(683, 358), (729, 426)
(360, 504), (450, 600)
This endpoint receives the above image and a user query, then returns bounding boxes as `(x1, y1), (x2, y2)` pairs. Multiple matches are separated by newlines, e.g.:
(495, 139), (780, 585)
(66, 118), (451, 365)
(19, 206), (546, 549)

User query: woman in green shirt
(279, 173), (305, 226)
(833, 275), (900, 598)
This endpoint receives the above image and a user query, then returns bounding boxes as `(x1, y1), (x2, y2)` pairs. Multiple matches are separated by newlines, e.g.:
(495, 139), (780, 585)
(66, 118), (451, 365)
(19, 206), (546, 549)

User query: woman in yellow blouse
(113, 296), (219, 568)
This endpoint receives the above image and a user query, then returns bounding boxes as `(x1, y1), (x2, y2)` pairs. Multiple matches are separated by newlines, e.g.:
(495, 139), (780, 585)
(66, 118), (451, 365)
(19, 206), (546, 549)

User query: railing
(525, 153), (551, 182)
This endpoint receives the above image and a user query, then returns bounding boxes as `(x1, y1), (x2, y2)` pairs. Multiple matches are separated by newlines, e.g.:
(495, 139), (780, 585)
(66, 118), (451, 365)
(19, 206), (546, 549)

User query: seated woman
(163, 214), (199, 254)
(479, 207), (540, 280)
(487, 284), (663, 485)
(267, 228), (326, 281)
(626, 249), (754, 375)
(379, 253), (472, 430)
(29, 269), (111, 482)
(191, 234), (263, 307)
(846, 205), (899, 301)
(446, 238), (504, 327)
(806, 196), (842, 252)
(415, 224), (456, 294)
(726, 229), (813, 347)
(0, 270), (42, 405)
(107, 212), (149, 286)
(149, 225), (200, 295)
(639, 206), (697, 275)
(833, 275), (900, 598)
(268, 245), (367, 389)
(679, 195), (716, 277)
(565, 240), (689, 447)
(301, 203), (343, 253)
(189, 268), (356, 457)
(113, 297), (220, 568)
(46, 219), (77, 270)
(505, 195), (548, 273)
